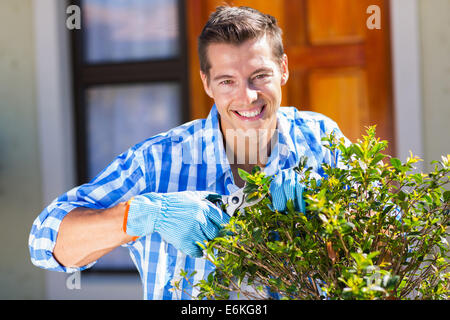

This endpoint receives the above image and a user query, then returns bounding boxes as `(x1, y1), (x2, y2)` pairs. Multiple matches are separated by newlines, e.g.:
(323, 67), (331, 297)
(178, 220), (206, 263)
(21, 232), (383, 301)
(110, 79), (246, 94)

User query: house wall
(0, 0), (45, 299)
(418, 0), (450, 171)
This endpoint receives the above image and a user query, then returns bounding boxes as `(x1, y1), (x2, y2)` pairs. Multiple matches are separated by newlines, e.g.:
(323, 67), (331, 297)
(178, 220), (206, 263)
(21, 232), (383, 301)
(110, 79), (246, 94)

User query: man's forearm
(53, 202), (135, 268)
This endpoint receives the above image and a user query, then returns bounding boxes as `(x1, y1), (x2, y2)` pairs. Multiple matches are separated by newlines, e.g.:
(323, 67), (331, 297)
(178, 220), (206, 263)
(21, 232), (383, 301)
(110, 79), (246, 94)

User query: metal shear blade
(222, 187), (263, 217)
(205, 185), (264, 217)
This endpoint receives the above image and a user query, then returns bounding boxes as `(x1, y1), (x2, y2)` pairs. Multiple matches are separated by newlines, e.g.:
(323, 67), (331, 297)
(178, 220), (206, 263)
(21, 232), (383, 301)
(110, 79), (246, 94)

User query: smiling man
(29, 6), (349, 300)
(201, 33), (288, 180)
(199, 9), (289, 181)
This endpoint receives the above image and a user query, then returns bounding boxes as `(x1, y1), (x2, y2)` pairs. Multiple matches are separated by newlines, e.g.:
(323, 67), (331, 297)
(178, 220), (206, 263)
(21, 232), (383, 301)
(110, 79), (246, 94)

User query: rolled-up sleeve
(28, 145), (148, 272)
(28, 200), (94, 272)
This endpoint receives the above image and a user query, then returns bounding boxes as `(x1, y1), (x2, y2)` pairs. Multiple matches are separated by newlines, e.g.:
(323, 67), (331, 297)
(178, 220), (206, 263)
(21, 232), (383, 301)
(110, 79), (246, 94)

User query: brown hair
(198, 5), (284, 79)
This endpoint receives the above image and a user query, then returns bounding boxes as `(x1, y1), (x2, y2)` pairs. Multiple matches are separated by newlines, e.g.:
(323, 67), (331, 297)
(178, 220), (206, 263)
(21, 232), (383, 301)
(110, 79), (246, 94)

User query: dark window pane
(82, 0), (179, 63)
(90, 247), (136, 271)
(86, 83), (182, 180)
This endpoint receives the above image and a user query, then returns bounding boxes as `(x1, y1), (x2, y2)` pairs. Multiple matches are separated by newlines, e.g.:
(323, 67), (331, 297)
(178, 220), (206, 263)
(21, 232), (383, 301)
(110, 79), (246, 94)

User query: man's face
(200, 35), (289, 135)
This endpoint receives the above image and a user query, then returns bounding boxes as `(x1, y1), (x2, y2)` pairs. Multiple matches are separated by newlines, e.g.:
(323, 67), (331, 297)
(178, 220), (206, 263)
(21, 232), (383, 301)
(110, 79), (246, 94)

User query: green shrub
(175, 127), (449, 300)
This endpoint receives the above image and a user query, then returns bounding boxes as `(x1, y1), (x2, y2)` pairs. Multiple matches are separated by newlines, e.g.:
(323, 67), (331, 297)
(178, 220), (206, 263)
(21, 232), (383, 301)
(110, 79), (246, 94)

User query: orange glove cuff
(123, 197), (139, 242)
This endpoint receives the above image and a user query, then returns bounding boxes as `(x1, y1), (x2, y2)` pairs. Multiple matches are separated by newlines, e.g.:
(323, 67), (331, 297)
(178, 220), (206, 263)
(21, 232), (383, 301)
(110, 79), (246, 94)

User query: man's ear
(200, 71), (213, 98)
(280, 54), (289, 86)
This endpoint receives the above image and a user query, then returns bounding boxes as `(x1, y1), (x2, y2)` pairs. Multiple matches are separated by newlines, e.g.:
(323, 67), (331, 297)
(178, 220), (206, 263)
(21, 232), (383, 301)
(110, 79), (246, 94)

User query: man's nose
(236, 83), (258, 105)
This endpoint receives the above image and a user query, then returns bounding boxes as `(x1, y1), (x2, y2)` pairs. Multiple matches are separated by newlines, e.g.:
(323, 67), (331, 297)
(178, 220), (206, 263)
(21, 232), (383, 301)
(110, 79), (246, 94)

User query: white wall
(390, 0), (450, 169)
(418, 0), (450, 171)
(390, 0), (424, 167)
(33, 0), (76, 205)
(0, 0), (45, 299)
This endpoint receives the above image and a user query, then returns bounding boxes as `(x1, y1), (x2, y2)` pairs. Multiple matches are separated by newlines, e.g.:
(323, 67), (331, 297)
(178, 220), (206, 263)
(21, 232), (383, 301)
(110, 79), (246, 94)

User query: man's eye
(220, 80), (233, 85)
(254, 74), (270, 80)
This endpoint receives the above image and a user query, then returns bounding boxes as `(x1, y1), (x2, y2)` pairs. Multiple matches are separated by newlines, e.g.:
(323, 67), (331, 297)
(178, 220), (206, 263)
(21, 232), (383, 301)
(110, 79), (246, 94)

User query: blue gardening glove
(269, 169), (306, 213)
(124, 191), (230, 257)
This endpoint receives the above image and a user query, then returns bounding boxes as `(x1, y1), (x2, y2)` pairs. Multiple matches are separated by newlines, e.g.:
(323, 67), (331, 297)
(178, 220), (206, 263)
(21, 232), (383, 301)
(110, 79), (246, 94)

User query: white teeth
(237, 107), (262, 118)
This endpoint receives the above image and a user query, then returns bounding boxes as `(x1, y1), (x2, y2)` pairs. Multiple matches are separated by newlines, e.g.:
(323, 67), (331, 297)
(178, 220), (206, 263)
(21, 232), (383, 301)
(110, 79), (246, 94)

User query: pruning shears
(206, 186), (264, 217)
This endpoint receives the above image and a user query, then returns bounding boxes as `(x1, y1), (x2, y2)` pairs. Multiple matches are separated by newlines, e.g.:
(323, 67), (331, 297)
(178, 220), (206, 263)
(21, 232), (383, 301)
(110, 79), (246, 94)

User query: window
(69, 0), (189, 272)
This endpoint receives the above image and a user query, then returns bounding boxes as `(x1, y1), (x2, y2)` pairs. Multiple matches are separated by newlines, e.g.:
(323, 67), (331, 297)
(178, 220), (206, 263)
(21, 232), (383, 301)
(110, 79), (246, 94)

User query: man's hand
(124, 191), (230, 257)
(269, 169), (306, 213)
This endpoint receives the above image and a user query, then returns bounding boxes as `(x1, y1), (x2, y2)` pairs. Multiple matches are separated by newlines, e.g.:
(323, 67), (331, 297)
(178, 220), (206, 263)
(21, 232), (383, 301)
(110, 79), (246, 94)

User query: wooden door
(186, 0), (395, 154)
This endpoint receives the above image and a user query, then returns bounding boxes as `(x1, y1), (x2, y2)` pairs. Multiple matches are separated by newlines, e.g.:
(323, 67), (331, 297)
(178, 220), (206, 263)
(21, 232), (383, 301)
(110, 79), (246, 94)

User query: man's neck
(221, 125), (278, 170)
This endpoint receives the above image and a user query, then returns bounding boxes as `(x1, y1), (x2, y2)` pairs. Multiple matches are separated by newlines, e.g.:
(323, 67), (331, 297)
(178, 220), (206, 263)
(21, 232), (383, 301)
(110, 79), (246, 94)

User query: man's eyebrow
(212, 74), (235, 82)
(251, 67), (274, 75)
(212, 68), (274, 82)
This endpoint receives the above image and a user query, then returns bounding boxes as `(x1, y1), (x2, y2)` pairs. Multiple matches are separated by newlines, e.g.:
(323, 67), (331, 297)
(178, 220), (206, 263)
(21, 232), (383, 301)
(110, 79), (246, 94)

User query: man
(29, 6), (348, 300)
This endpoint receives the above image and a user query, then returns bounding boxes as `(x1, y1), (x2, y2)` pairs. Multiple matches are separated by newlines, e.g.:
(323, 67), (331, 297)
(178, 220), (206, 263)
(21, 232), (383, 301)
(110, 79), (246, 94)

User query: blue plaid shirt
(29, 105), (348, 300)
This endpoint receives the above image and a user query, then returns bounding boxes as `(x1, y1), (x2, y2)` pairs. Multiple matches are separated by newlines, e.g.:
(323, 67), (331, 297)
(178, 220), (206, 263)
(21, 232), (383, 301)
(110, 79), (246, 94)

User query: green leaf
(351, 252), (364, 265)
(383, 275), (400, 290)
(367, 251), (380, 260)
(396, 190), (407, 201)
(390, 158), (402, 170)
(286, 199), (295, 213)
(410, 173), (424, 184)
(238, 168), (250, 182)
(353, 144), (365, 159)
(243, 183), (257, 195)
(251, 166), (261, 174)
(318, 214), (328, 224)
(342, 221), (355, 233)
(444, 191), (450, 203)
(252, 227), (262, 242)
(370, 153), (386, 166)
(382, 205), (394, 215)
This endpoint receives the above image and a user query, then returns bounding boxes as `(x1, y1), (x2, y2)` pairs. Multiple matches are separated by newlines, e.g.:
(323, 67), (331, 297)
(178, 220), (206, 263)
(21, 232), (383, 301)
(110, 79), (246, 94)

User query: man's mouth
(233, 105), (266, 120)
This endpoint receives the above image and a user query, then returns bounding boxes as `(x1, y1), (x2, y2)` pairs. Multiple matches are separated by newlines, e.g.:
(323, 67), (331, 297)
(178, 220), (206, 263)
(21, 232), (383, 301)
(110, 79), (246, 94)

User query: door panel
(186, 0), (394, 154)
(307, 0), (366, 45)
(309, 68), (370, 142)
